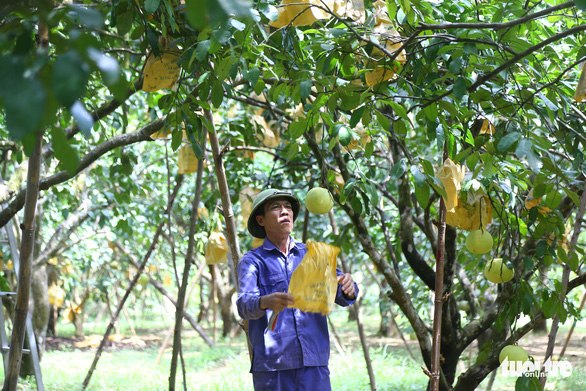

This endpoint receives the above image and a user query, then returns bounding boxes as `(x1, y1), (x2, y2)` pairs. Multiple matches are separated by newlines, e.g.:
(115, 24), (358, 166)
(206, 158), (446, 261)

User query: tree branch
(0, 117), (166, 229)
(419, 2), (575, 30)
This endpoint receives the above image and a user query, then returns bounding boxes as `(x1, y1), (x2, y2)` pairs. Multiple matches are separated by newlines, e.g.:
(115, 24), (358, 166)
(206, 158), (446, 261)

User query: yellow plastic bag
(435, 158), (466, 212)
(142, 50), (181, 92)
(574, 63), (586, 102)
(288, 240), (340, 315)
(446, 195), (492, 231)
(524, 189), (551, 216)
(205, 230), (229, 265)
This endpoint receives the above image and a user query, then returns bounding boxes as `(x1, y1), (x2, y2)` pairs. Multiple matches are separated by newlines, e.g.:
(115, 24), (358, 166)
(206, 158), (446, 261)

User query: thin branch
(419, 2), (575, 30)
(0, 116), (167, 228)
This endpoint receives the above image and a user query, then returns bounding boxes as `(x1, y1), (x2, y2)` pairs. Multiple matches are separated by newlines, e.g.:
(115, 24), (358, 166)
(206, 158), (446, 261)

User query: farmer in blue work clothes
(236, 189), (358, 391)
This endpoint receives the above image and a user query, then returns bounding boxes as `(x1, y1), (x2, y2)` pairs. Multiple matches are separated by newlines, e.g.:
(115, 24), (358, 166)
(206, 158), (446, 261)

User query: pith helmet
(247, 189), (300, 238)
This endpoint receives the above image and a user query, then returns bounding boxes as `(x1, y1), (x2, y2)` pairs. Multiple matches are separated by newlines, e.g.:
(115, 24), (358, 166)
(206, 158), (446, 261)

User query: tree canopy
(1, 0), (586, 390)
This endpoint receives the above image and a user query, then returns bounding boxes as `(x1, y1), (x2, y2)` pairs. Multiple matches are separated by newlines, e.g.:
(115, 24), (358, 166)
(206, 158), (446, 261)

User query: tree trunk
(3, 130), (43, 391)
(378, 279), (394, 337)
(169, 147), (205, 390)
(216, 266), (236, 337)
(30, 266), (49, 354)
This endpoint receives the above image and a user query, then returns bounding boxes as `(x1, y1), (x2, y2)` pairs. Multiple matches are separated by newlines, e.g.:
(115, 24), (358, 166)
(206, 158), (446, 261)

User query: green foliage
(1, 0), (586, 389)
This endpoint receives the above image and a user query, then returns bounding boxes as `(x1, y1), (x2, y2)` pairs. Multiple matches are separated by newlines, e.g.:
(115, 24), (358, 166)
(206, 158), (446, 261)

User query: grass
(1, 307), (585, 390)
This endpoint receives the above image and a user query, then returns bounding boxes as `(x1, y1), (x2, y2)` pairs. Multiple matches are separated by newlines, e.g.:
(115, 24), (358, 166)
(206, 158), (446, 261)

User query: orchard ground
(6, 308), (585, 391)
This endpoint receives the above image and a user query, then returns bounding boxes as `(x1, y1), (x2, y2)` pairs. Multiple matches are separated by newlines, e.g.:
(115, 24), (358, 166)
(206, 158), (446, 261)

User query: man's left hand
(338, 273), (356, 300)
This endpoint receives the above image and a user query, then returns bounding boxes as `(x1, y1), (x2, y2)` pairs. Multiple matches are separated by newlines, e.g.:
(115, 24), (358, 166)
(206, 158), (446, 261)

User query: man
(236, 188), (358, 391)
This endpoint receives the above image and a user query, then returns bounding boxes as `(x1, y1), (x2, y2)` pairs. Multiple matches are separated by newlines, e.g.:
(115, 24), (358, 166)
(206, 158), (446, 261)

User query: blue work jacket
(236, 237), (357, 373)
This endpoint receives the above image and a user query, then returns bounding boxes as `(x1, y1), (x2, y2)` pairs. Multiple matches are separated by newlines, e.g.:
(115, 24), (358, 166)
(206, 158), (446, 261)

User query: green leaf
(145, 0), (161, 14)
(557, 245), (568, 263)
(515, 375), (543, 391)
(436, 125), (445, 151)
(414, 182), (430, 209)
(300, 80), (312, 100)
(563, 188), (581, 207)
(0, 276), (10, 293)
(351, 196), (363, 214)
(376, 111), (390, 130)
(5, 77), (46, 140)
(51, 127), (79, 175)
(186, 0), (207, 29)
(527, 150), (542, 173)
(196, 40), (211, 61)
(421, 159), (435, 177)
(542, 295), (557, 319)
(350, 106), (365, 128)
(389, 158), (407, 179)
(424, 103), (438, 121)
(388, 101), (408, 121)
(52, 50), (90, 108)
(230, 18), (246, 31)
(70, 101), (94, 137)
(116, 6), (135, 36)
(217, 0), (252, 17)
(69, 4), (104, 28)
(211, 80), (224, 107)
(449, 57), (463, 74)
(567, 251), (579, 272)
(515, 138), (532, 158)
(288, 120), (306, 140)
(365, 141), (374, 158)
(453, 77), (467, 100)
(246, 67), (260, 86)
(343, 178), (356, 197)
(497, 132), (521, 153)
(537, 92), (558, 111)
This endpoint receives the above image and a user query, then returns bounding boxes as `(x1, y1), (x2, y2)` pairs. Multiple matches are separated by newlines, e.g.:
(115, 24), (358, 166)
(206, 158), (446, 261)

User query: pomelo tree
(1, 1), (585, 390)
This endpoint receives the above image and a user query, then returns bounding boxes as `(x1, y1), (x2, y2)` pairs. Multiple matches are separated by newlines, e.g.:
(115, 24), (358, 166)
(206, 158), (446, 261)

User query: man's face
(256, 197), (294, 237)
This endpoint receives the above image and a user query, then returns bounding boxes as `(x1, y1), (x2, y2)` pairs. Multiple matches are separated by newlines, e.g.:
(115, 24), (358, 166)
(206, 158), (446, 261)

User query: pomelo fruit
(484, 258), (514, 283)
(499, 345), (528, 364)
(465, 229), (493, 254)
(305, 187), (334, 214)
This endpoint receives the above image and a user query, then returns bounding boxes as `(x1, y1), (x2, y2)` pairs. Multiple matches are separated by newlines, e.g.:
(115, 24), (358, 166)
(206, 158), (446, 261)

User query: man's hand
(260, 292), (295, 311)
(338, 273), (356, 300)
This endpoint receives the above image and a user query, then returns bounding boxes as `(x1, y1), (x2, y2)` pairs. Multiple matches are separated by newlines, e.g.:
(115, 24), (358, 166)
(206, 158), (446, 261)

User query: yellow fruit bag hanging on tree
(435, 158), (466, 212)
(574, 63), (586, 102)
(445, 195), (492, 231)
(142, 50), (181, 92)
(288, 240), (340, 315)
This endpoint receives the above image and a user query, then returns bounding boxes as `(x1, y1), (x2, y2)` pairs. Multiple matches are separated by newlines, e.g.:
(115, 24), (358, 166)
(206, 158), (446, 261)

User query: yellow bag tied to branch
(446, 195), (492, 231)
(525, 189), (551, 216)
(479, 119), (495, 135)
(48, 284), (66, 307)
(288, 240), (340, 316)
(362, 0), (407, 86)
(269, 0), (362, 28)
(435, 158), (466, 212)
(205, 230), (229, 265)
(240, 186), (260, 222)
(142, 50), (181, 92)
(574, 63), (586, 102)
(177, 144), (201, 175)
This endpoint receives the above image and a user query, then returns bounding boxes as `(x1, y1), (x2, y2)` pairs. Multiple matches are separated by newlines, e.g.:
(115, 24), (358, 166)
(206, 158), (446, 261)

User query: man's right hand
(260, 292), (295, 312)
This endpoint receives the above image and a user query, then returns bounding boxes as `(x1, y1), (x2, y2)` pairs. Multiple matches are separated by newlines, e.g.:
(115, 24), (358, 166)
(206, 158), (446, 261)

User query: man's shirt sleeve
(334, 268), (359, 306)
(236, 255), (266, 320)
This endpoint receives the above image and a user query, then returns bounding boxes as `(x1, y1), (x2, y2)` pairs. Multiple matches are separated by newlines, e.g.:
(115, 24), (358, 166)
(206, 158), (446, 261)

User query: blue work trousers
(252, 366), (331, 391)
